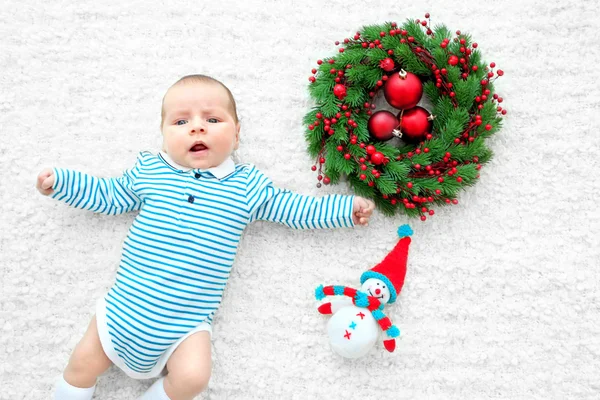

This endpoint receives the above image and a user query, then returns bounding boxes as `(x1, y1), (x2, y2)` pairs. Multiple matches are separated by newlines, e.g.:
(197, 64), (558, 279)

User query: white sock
(54, 375), (96, 400)
(139, 377), (171, 400)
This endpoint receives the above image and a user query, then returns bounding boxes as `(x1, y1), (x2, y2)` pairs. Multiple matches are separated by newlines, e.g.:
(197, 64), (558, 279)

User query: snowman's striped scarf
(315, 285), (400, 339)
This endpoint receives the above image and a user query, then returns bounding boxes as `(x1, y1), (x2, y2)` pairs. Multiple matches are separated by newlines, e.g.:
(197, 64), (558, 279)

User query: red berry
(371, 152), (385, 165)
(490, 62), (496, 68)
(323, 177), (330, 185)
(456, 177), (463, 182)
(420, 215), (426, 221)
(485, 124), (492, 131)
(472, 43), (478, 48)
(366, 145), (376, 155)
(497, 70), (504, 76)
(425, 12), (430, 18)
(311, 165), (316, 171)
(360, 174), (366, 180)
(407, 182), (413, 188)
(319, 157), (325, 163)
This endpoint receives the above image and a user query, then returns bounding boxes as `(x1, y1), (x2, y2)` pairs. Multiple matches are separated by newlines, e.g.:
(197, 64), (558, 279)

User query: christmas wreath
(303, 14), (506, 221)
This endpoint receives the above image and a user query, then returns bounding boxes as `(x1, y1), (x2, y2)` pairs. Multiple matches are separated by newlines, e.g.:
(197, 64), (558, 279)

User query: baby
(37, 74), (375, 400)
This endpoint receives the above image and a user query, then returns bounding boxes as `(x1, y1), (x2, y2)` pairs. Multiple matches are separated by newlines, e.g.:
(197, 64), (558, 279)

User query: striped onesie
(51, 151), (355, 379)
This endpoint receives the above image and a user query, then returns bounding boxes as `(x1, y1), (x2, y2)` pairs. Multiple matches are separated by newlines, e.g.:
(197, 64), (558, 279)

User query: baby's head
(160, 74), (240, 170)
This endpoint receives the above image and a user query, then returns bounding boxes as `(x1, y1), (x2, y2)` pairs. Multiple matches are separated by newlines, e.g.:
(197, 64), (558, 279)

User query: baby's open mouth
(190, 143), (208, 152)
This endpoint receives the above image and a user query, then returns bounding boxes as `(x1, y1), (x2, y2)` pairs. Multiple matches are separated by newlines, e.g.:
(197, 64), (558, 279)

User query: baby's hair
(160, 74), (239, 129)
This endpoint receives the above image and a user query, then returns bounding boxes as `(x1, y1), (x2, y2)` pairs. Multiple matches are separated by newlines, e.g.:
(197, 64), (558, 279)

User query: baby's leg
(162, 331), (212, 400)
(61, 315), (112, 388)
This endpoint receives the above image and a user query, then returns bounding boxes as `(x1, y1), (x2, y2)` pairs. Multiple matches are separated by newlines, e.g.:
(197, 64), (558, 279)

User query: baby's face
(161, 82), (240, 170)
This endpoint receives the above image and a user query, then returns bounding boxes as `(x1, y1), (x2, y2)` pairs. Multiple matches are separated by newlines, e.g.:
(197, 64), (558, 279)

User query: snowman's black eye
(376, 282), (380, 285)
(383, 286), (386, 289)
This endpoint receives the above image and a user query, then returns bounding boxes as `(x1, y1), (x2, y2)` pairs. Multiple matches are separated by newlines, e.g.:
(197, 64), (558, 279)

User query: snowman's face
(361, 278), (391, 304)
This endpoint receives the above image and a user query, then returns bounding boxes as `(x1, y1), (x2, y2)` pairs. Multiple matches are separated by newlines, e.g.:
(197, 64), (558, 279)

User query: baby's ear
(234, 122), (241, 149)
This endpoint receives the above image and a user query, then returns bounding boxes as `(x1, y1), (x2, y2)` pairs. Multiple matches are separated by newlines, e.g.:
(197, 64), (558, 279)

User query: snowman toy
(315, 224), (413, 359)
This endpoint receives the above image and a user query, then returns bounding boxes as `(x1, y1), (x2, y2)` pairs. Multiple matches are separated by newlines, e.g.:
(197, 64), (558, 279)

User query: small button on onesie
(188, 195), (194, 203)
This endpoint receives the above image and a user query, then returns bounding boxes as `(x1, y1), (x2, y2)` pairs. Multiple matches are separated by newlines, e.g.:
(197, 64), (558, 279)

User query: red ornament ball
(333, 84), (347, 99)
(398, 106), (432, 143)
(384, 69), (423, 110)
(367, 110), (400, 141)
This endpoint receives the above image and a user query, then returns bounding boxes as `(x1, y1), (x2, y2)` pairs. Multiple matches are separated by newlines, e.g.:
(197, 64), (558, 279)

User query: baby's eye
(207, 118), (219, 123)
(175, 120), (187, 126)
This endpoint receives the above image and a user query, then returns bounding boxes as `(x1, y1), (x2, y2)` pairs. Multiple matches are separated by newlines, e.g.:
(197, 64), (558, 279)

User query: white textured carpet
(1, 0), (599, 399)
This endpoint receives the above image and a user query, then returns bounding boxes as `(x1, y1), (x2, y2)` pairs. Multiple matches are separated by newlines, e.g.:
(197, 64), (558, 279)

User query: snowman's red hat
(360, 224), (412, 304)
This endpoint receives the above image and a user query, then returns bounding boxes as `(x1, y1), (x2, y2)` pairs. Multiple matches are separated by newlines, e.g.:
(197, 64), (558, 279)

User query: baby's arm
(36, 154), (144, 215)
(246, 166), (373, 229)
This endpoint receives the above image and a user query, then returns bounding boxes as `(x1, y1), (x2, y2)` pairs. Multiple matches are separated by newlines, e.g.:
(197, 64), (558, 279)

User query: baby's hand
(36, 168), (55, 196)
(352, 196), (375, 226)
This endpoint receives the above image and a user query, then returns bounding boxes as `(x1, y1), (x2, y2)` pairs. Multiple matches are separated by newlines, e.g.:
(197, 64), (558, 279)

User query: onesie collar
(158, 151), (236, 180)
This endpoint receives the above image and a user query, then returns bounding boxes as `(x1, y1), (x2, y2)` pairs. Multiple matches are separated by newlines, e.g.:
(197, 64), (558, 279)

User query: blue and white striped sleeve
(50, 153), (144, 215)
(245, 165), (355, 229)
